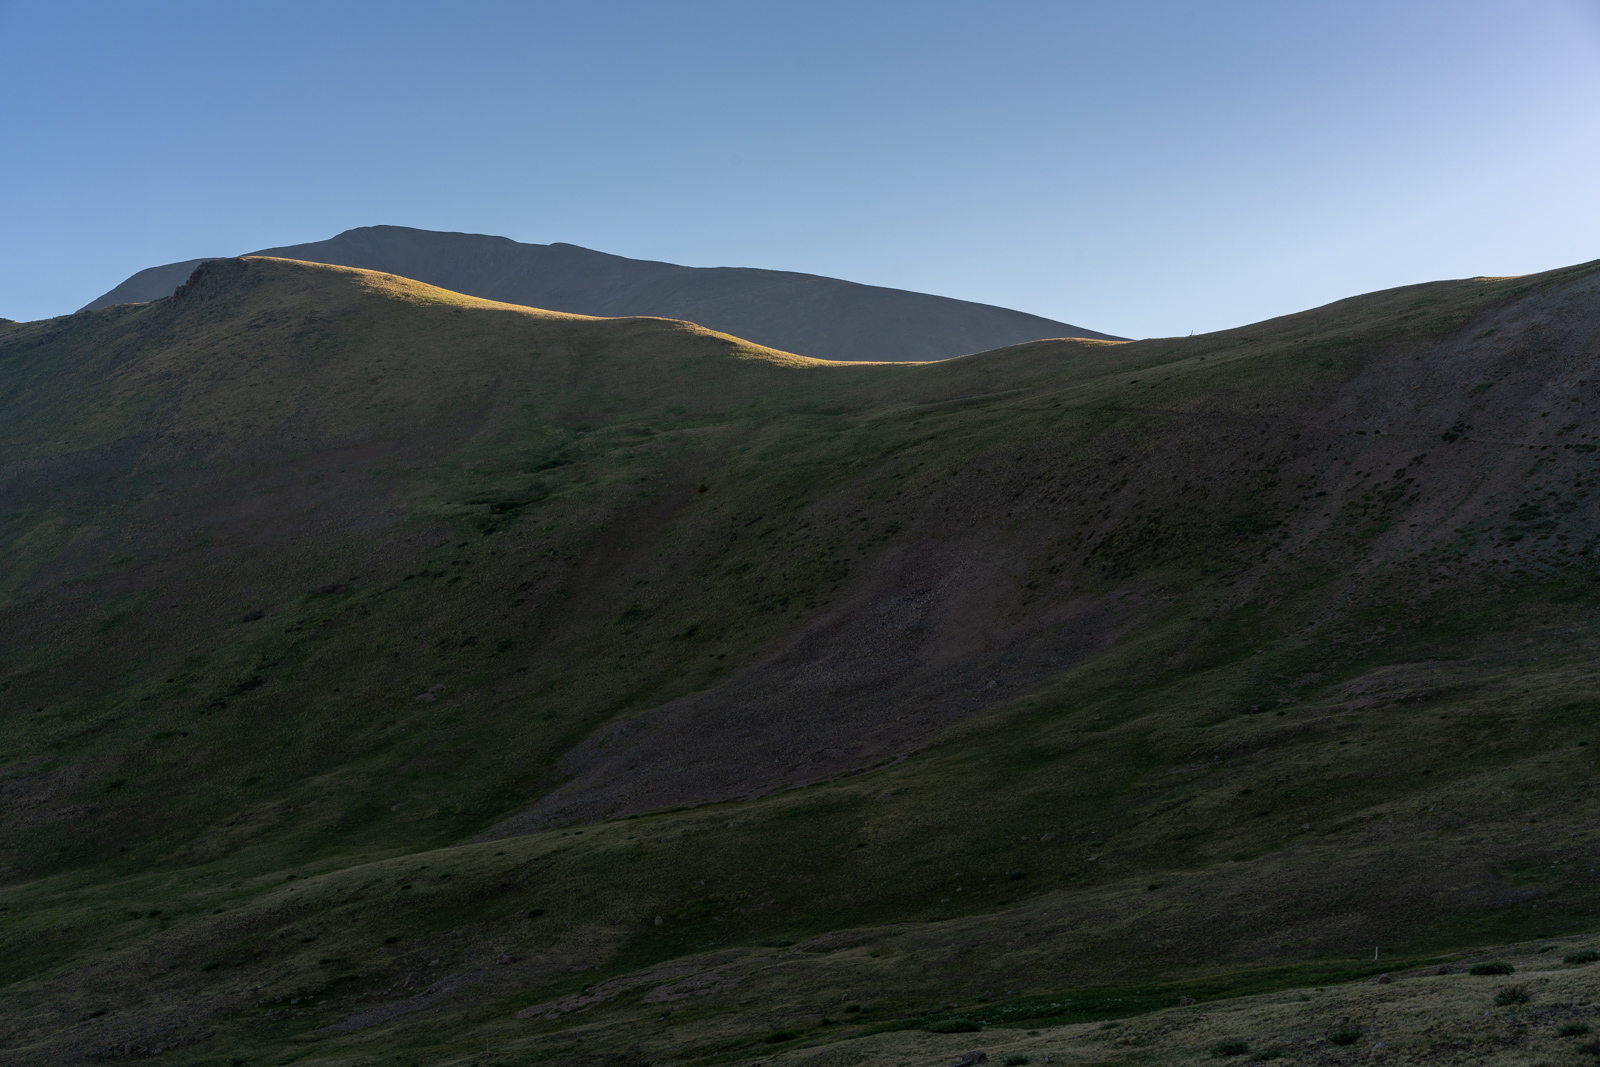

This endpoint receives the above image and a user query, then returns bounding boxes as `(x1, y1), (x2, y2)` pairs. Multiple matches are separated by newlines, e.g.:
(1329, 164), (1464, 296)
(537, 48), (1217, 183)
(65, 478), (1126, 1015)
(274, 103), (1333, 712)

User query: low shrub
(1248, 1049), (1283, 1062)
(1565, 950), (1600, 965)
(1469, 961), (1515, 976)
(1209, 1040), (1249, 1057)
(1328, 1026), (1363, 1046)
(1493, 984), (1530, 1006)
(924, 1019), (982, 1033)
(762, 1030), (798, 1044)
(1002, 1057), (1031, 1066)
(1559, 1023), (1592, 1037)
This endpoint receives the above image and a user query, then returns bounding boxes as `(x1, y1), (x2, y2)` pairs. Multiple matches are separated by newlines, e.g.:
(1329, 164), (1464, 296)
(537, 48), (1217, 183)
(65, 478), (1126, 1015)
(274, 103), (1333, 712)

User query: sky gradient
(3, 0), (1598, 338)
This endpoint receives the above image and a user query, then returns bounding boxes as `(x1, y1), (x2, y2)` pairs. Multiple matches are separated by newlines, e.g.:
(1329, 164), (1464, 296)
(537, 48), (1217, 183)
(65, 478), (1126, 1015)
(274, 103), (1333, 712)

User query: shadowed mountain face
(80, 225), (1120, 360)
(8, 254), (1600, 1065)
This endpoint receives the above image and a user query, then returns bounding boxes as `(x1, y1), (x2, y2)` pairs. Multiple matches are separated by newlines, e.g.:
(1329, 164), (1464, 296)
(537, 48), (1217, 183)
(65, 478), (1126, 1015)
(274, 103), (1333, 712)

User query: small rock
(1372, 1041), (1388, 1050)
(241, 609), (265, 622)
(1375, 973), (1392, 984)
(1436, 965), (1451, 975)
(1178, 996), (1197, 1006)
(950, 1053), (988, 1067)
(498, 954), (516, 965)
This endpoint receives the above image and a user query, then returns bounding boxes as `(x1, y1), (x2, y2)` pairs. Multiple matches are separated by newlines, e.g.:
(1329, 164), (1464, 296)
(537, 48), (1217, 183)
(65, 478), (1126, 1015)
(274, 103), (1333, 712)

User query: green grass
(4, 253), (1600, 1064)
(903, 954), (1448, 1031)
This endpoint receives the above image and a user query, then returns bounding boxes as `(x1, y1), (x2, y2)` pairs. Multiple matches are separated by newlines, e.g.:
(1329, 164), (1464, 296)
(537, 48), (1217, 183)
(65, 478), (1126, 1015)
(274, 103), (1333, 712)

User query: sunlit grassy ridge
(3, 254), (1600, 1064)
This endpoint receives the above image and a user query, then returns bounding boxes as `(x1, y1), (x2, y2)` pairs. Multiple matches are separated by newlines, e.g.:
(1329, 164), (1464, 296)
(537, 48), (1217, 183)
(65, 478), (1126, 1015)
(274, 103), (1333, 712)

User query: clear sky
(3, 1), (1598, 338)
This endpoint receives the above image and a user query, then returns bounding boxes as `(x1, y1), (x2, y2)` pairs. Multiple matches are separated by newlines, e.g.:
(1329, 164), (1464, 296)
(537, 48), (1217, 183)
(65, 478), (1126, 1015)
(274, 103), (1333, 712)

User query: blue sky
(2, 0), (1598, 337)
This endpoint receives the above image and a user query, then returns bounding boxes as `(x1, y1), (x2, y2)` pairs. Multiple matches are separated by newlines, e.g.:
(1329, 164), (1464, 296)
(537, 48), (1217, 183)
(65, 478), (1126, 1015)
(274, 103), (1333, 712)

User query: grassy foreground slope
(4, 255), (1600, 1064)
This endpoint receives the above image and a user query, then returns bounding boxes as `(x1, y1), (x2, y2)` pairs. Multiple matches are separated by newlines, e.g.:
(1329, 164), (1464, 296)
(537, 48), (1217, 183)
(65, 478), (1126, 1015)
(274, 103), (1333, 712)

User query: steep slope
(80, 225), (1121, 360)
(5, 255), (1600, 1066)
(81, 257), (213, 312)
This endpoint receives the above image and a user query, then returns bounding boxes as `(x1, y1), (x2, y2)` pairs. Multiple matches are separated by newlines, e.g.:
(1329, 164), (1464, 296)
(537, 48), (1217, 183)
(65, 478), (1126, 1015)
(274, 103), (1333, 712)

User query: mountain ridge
(80, 225), (1121, 361)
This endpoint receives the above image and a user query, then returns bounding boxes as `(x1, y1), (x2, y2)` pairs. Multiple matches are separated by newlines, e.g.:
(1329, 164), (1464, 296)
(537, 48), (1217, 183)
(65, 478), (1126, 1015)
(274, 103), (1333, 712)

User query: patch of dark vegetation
(1327, 1025), (1363, 1046)
(228, 675), (264, 695)
(924, 1018), (982, 1033)
(464, 483), (549, 514)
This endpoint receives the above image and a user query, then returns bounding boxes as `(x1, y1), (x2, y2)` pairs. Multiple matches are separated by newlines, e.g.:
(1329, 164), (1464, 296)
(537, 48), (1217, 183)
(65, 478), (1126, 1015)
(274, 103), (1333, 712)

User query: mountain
(5, 253), (1600, 1065)
(82, 256), (213, 313)
(79, 226), (1121, 360)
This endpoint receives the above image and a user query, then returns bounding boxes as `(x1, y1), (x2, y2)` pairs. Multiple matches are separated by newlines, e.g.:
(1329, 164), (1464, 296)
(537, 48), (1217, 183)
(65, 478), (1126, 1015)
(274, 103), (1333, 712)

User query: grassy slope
(3, 256), (1600, 1064)
(733, 939), (1600, 1066)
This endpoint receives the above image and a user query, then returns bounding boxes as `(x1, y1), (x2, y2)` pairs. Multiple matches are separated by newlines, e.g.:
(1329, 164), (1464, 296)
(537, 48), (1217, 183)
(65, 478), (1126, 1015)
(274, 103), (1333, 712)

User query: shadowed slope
(8, 256), (1600, 1066)
(81, 225), (1122, 360)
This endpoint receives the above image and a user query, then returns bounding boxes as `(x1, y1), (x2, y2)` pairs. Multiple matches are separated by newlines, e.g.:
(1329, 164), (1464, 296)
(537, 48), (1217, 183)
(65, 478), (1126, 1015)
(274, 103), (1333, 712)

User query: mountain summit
(81, 225), (1120, 360)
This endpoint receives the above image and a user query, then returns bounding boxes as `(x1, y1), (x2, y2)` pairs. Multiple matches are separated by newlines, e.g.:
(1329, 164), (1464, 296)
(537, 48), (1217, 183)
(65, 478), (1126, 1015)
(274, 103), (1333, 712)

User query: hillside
(80, 226), (1120, 361)
(5, 253), (1600, 1065)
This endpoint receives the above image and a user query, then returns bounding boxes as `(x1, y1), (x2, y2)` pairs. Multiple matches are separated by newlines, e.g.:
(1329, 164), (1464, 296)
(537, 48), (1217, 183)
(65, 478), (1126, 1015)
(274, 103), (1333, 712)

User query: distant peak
(84, 225), (1122, 355)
